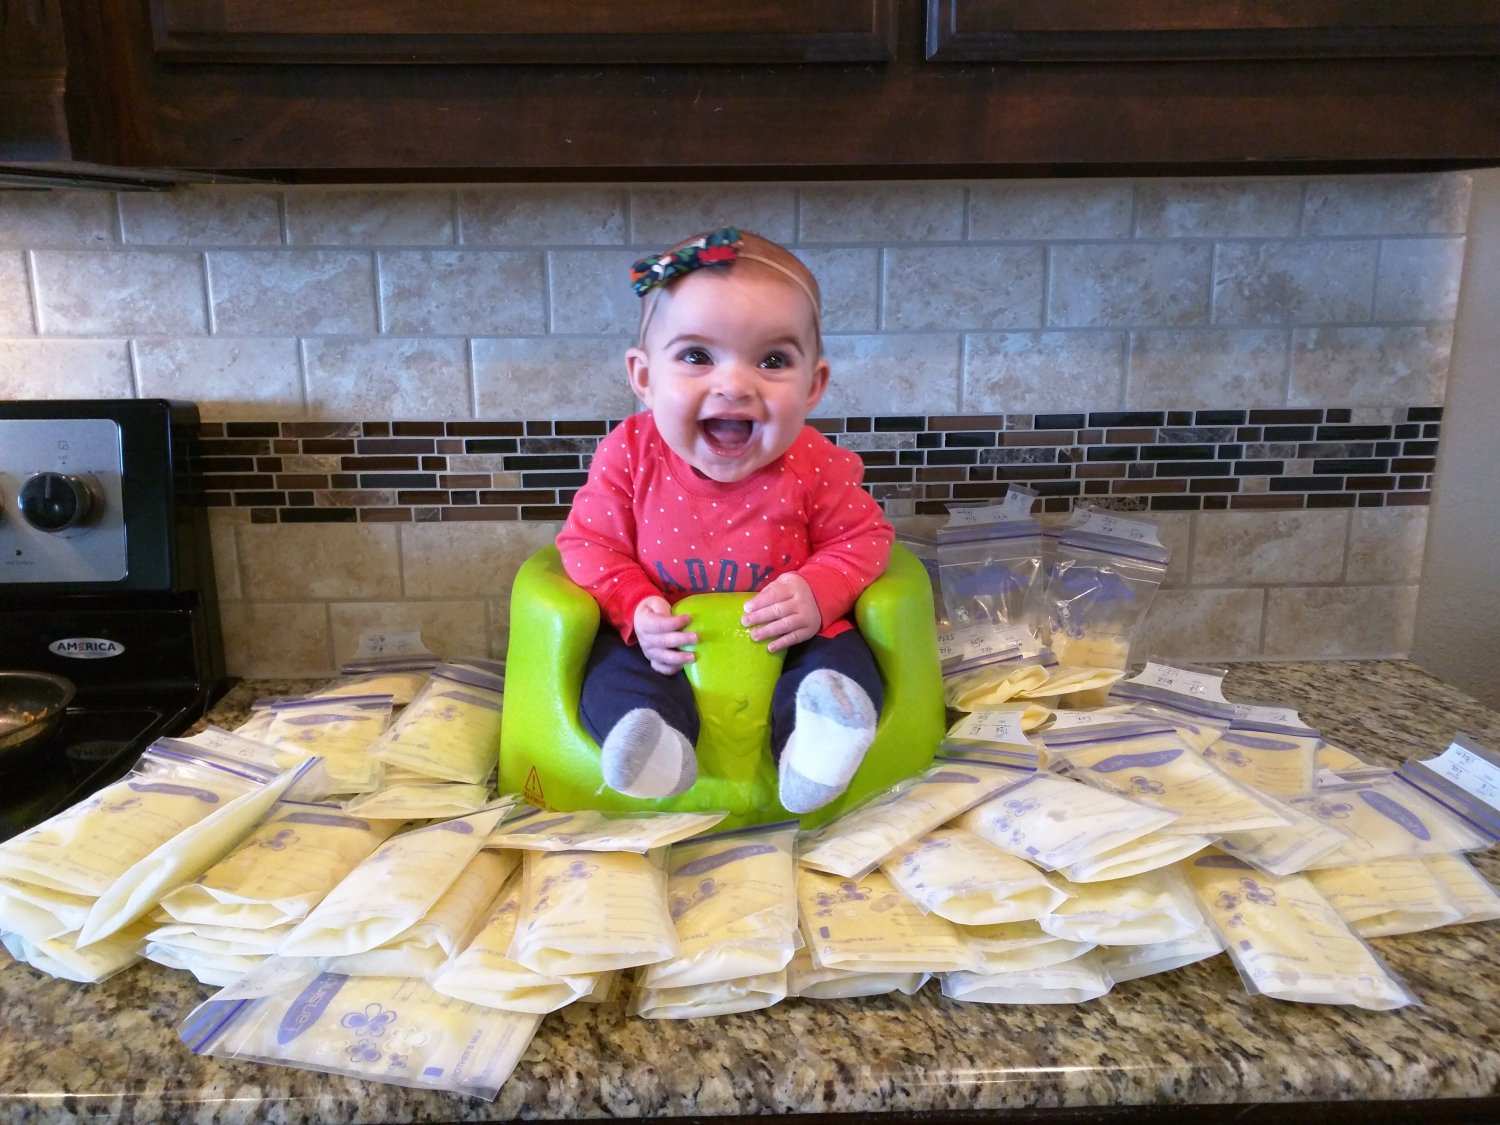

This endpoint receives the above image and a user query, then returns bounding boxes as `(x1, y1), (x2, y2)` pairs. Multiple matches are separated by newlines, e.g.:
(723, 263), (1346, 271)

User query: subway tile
(1033, 413), (1086, 430)
(819, 334), (961, 416)
(963, 330), (1124, 414)
(0, 252), (31, 334)
(1268, 475), (1345, 492)
(221, 601), (331, 678)
(1346, 506), (1428, 582)
(33, 250), (206, 334)
(0, 191), (115, 248)
(206, 508), (243, 603)
(136, 338), (302, 421)
(121, 188), (282, 246)
(884, 245), (1043, 331)
(1133, 586), (1265, 660)
(279, 507), (357, 522)
(1289, 326), (1452, 407)
(474, 337), (639, 421)
(1049, 243), (1212, 328)
(286, 188), (453, 246)
(1302, 173), (1471, 236)
(304, 337), (469, 420)
(547, 248), (639, 335)
(237, 522), (401, 599)
(798, 184), (963, 242)
(796, 247), (881, 333)
(1263, 585), (1418, 657)
(1229, 494), (1304, 510)
(1136, 179), (1303, 238)
(1192, 509), (1347, 584)
(458, 186), (627, 245)
(210, 250), (377, 334)
(630, 186), (797, 245)
(382, 250), (545, 335)
(1373, 238), (1466, 322)
(1127, 328), (1287, 409)
(968, 181), (1133, 240)
(0, 339), (132, 398)
(1151, 495), (1203, 511)
(1212, 240), (1376, 325)
(402, 519), (560, 599)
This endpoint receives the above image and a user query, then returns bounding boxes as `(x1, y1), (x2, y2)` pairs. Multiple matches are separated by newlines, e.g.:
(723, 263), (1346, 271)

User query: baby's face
(627, 265), (828, 484)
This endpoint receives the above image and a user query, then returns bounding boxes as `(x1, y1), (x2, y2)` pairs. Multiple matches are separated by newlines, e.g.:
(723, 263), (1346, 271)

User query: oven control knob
(18, 472), (101, 532)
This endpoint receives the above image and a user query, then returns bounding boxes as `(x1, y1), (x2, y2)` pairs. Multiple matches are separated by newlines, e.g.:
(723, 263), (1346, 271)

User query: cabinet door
(151, 0), (897, 64)
(927, 0), (1500, 61)
(1, 0), (69, 160)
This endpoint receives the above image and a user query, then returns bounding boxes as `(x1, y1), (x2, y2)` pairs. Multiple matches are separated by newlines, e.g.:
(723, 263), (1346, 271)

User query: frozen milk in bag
(370, 663), (506, 785)
(1183, 851), (1415, 1010)
(429, 872), (598, 1014)
(639, 823), (798, 991)
(277, 806), (507, 957)
(798, 758), (1027, 879)
(507, 848), (678, 976)
(1039, 866), (1204, 946)
(1043, 721), (1292, 836)
(796, 867), (976, 974)
(879, 827), (1067, 925)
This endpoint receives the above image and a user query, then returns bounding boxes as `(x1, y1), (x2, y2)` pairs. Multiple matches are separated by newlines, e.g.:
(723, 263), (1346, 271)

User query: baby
(555, 228), (894, 813)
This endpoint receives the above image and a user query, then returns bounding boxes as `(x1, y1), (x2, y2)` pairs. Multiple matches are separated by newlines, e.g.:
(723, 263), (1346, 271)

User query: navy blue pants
(579, 627), (884, 761)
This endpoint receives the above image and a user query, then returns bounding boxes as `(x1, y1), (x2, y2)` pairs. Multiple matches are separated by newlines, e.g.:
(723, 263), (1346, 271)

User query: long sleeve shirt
(556, 414), (893, 643)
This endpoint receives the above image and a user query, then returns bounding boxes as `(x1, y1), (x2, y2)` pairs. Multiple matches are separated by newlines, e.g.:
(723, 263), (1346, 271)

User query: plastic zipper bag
(179, 958), (542, 1101)
(370, 663), (506, 785)
(1183, 851), (1416, 1010)
(639, 822), (799, 991)
(797, 757), (1032, 880)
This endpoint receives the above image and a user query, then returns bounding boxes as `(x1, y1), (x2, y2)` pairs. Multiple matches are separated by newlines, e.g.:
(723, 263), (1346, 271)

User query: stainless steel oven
(0, 399), (227, 839)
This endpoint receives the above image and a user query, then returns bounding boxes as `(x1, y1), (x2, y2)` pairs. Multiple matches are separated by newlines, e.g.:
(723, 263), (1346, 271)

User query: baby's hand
(742, 574), (822, 654)
(634, 596), (697, 676)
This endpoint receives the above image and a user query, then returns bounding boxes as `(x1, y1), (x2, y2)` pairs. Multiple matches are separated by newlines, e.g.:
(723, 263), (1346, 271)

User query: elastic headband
(631, 227), (821, 344)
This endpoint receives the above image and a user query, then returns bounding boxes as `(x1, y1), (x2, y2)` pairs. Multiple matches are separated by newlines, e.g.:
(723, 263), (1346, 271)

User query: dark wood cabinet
(5, 0), (1499, 182)
(147, 0), (897, 64)
(927, 1), (1500, 61)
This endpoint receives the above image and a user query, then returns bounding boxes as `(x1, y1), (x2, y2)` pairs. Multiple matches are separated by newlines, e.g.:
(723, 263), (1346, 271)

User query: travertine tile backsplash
(0, 175), (1468, 676)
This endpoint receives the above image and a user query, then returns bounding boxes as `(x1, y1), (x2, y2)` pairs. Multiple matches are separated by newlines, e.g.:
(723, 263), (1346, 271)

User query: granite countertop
(3, 661), (1500, 1124)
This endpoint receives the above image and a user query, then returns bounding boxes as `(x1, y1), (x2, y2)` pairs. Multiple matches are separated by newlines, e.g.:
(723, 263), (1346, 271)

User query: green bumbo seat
(498, 542), (946, 830)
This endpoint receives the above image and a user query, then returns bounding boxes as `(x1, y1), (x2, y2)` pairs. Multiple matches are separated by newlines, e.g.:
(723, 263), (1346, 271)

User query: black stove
(0, 399), (227, 840)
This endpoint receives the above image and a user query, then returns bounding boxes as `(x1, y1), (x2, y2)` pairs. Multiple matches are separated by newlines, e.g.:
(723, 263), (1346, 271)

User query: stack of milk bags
(0, 732), (309, 982)
(176, 805), (735, 1097)
(840, 657), (1500, 1011)
(232, 647), (508, 820)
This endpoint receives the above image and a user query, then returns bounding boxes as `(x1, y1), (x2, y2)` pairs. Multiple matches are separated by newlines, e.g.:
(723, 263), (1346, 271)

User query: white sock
(600, 708), (697, 798)
(779, 670), (877, 814)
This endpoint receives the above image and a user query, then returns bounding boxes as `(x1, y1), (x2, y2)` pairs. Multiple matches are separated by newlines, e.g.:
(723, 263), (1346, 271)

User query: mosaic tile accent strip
(196, 406), (1440, 523)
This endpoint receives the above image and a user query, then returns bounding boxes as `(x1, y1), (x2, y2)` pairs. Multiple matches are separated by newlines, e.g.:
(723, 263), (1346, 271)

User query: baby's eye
(759, 352), (790, 370)
(678, 347), (713, 366)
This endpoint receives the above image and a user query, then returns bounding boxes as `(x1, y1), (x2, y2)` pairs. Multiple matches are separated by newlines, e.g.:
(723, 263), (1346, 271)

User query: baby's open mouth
(700, 417), (756, 455)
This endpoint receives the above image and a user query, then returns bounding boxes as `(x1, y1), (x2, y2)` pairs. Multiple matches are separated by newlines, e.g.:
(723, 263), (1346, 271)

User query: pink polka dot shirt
(556, 415), (894, 644)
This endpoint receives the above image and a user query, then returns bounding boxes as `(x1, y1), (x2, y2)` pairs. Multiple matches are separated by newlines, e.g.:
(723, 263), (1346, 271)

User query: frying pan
(0, 670), (76, 765)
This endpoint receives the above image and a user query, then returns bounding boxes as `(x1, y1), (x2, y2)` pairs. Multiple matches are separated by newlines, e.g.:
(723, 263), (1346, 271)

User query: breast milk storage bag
(639, 823), (799, 991)
(797, 758), (1028, 880)
(429, 871), (601, 1014)
(278, 806), (508, 958)
(370, 663), (506, 785)
(1038, 509), (1170, 695)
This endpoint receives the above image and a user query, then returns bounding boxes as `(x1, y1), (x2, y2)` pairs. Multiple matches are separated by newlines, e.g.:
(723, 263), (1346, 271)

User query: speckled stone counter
(3, 661), (1499, 1124)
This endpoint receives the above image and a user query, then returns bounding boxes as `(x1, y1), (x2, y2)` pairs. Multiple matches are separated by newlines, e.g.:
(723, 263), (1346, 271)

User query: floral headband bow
(630, 226), (821, 342)
(630, 227), (743, 297)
